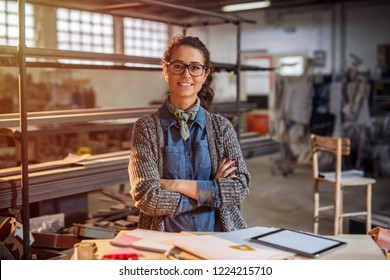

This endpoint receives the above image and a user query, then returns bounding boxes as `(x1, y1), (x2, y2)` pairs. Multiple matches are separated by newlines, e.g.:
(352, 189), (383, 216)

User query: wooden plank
(73, 223), (117, 239)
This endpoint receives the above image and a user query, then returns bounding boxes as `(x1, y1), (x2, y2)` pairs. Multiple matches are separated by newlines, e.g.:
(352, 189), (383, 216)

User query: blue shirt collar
(159, 102), (206, 131)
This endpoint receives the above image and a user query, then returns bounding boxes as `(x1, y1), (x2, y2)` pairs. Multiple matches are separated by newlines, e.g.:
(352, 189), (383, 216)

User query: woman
(128, 35), (250, 232)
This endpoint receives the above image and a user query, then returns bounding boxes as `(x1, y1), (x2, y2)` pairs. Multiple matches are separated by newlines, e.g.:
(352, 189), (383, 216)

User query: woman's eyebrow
(171, 60), (203, 64)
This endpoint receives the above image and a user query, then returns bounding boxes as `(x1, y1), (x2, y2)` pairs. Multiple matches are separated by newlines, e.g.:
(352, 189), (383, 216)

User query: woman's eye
(173, 64), (184, 70)
(191, 65), (201, 71)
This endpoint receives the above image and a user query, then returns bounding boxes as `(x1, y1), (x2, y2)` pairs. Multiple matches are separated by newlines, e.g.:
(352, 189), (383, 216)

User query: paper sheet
(121, 229), (183, 253)
(171, 234), (293, 260)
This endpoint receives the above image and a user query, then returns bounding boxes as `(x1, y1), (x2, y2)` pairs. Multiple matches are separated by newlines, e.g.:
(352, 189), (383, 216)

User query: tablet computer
(250, 228), (347, 258)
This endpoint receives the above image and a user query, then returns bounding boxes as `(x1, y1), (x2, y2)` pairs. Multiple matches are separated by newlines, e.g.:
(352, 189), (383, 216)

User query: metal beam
(17, 0), (31, 260)
(1, 45), (273, 72)
(129, 0), (255, 24)
(0, 106), (159, 127)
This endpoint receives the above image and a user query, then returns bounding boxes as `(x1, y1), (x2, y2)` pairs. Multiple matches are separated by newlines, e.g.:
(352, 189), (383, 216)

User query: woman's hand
(214, 158), (237, 179)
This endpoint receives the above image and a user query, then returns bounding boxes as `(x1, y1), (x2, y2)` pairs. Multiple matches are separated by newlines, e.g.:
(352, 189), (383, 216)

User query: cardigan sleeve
(211, 115), (251, 207)
(128, 116), (181, 217)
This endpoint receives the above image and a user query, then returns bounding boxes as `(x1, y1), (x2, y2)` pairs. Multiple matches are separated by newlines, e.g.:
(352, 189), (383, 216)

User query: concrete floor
(88, 156), (390, 236)
(242, 156), (390, 235)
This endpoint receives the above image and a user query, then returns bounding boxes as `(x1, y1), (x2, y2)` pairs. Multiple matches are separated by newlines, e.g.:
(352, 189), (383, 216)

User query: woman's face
(164, 45), (209, 108)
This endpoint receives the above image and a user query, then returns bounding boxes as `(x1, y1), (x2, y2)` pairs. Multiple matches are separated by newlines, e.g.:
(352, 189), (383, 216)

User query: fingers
(215, 158), (237, 179)
(220, 159), (236, 177)
(224, 166), (237, 178)
(218, 157), (229, 167)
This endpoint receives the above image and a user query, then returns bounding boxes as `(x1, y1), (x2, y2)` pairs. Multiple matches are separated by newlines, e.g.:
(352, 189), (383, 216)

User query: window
(0, 0), (35, 46)
(124, 18), (167, 58)
(55, 7), (167, 65)
(56, 8), (113, 64)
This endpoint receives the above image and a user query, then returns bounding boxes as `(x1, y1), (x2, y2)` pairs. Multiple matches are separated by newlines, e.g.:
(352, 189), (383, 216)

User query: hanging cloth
(165, 96), (200, 140)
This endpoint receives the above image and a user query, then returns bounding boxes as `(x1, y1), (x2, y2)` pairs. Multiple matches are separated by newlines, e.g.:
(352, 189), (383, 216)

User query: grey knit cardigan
(128, 108), (251, 232)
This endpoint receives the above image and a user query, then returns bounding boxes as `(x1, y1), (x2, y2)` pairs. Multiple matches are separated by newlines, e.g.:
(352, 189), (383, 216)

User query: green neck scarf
(165, 96), (200, 140)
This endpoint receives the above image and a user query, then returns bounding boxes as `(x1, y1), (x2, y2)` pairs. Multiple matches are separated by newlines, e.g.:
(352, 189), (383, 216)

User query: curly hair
(162, 35), (215, 110)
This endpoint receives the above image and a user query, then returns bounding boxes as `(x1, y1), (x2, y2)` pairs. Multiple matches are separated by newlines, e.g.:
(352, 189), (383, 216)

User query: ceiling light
(222, 1), (270, 12)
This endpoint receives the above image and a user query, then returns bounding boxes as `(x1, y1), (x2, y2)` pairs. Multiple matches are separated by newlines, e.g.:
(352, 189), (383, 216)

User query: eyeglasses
(165, 61), (207, 77)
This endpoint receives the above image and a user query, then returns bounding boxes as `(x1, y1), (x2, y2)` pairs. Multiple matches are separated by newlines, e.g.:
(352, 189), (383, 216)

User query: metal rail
(0, 106), (158, 127)
(0, 45), (161, 64)
(1, 46), (272, 71)
(17, 0), (30, 260)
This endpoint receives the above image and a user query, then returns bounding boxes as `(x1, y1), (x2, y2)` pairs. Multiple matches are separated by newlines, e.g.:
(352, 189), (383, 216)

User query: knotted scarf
(165, 96), (200, 140)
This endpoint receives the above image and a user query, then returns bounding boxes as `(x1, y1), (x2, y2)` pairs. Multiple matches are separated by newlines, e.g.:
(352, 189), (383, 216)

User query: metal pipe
(340, 3), (346, 72)
(236, 22), (242, 141)
(0, 107), (158, 127)
(331, 4), (336, 77)
(0, 45), (161, 64)
(26, 47), (162, 64)
(17, 0), (31, 260)
(25, 61), (162, 71)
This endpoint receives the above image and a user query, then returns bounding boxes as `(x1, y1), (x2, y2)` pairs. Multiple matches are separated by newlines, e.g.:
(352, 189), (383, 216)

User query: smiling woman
(128, 35), (251, 233)
(162, 43), (209, 110)
(161, 36), (214, 111)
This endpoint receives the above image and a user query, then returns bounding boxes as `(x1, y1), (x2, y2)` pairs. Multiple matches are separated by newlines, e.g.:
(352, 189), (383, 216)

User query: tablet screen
(250, 229), (346, 258)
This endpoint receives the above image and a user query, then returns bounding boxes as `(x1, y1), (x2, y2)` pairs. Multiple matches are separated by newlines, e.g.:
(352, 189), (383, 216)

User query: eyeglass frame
(165, 61), (208, 77)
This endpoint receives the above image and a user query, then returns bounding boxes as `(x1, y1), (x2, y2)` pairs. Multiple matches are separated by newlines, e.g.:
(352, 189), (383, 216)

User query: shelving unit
(0, 0), (275, 258)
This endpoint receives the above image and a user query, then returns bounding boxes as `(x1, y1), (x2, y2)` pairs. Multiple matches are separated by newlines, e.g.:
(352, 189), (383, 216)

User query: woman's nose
(182, 66), (192, 77)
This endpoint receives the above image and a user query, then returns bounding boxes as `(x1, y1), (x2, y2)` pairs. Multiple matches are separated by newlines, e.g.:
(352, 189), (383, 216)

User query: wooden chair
(310, 134), (376, 235)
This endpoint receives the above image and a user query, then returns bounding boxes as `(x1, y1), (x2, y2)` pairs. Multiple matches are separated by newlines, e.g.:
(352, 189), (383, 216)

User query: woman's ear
(163, 66), (169, 82)
(203, 68), (211, 83)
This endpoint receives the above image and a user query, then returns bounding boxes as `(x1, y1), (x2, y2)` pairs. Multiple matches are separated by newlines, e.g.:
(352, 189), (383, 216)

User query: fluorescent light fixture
(222, 1), (270, 12)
